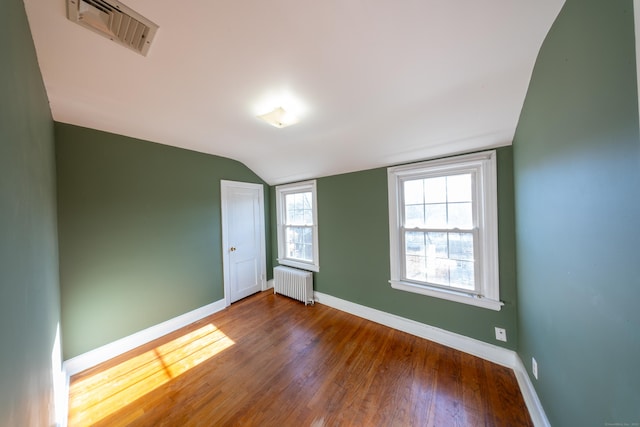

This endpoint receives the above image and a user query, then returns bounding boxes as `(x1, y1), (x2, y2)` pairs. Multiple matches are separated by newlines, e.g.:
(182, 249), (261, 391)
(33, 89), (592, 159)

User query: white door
(221, 180), (266, 305)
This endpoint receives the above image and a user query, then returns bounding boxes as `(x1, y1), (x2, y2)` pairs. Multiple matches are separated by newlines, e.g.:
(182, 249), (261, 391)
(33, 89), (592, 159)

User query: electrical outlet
(532, 357), (538, 380)
(494, 327), (507, 342)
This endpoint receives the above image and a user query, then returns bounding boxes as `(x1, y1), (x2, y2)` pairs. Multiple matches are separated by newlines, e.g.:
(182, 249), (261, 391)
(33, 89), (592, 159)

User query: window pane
(425, 257), (449, 286)
(302, 192), (312, 210)
(303, 244), (313, 261)
(403, 230), (476, 291)
(294, 193), (304, 210)
(285, 192), (313, 226)
(284, 227), (297, 252)
(285, 226), (312, 261)
(285, 194), (296, 222)
(448, 202), (473, 228)
(424, 177), (447, 203)
(291, 210), (301, 225)
(405, 205), (424, 228)
(405, 231), (425, 255)
(303, 210), (313, 224)
(448, 232), (474, 261)
(425, 204), (447, 228)
(406, 255), (426, 282)
(425, 232), (448, 258)
(447, 174), (472, 202)
(450, 260), (474, 290)
(404, 180), (424, 205)
(398, 170), (480, 292)
(303, 227), (313, 244)
(404, 175), (474, 229)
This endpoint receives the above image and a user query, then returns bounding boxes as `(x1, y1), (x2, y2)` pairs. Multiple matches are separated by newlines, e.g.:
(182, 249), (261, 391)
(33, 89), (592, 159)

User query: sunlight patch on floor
(68, 323), (235, 426)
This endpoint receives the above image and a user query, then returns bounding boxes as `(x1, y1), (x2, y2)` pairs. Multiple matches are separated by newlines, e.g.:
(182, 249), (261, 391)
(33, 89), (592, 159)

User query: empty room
(1, 0), (639, 426)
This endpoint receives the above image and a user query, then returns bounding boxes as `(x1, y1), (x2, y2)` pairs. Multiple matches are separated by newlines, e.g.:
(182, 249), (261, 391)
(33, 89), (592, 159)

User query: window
(387, 151), (502, 311)
(276, 180), (319, 272)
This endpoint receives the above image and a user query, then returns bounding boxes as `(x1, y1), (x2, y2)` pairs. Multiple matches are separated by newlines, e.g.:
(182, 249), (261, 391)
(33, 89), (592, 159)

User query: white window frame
(275, 180), (320, 272)
(387, 151), (503, 311)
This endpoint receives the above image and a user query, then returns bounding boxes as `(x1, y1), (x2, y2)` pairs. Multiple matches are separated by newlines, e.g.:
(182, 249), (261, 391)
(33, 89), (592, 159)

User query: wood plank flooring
(68, 291), (533, 426)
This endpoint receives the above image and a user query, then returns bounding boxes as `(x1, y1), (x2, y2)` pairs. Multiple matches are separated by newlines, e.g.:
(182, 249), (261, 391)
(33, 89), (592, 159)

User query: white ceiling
(23, 0), (564, 185)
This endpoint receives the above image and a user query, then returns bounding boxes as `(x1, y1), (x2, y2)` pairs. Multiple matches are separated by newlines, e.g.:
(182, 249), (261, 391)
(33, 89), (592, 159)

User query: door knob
(230, 247), (236, 252)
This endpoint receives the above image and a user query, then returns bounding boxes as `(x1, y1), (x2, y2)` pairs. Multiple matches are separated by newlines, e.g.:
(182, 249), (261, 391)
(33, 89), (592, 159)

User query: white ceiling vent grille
(67, 0), (158, 56)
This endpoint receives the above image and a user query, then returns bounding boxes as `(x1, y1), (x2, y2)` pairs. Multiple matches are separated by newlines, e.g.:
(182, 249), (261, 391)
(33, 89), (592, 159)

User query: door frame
(220, 180), (267, 307)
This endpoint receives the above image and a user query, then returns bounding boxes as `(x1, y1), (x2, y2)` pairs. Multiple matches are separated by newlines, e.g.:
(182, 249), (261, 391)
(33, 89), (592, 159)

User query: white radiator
(273, 266), (314, 305)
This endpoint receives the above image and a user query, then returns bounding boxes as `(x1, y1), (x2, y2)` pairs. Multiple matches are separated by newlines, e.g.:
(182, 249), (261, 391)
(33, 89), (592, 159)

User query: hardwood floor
(68, 291), (533, 426)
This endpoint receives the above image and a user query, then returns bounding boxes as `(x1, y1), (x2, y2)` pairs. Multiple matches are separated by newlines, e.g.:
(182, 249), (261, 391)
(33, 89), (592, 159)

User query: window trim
(275, 180), (320, 272)
(387, 150), (503, 311)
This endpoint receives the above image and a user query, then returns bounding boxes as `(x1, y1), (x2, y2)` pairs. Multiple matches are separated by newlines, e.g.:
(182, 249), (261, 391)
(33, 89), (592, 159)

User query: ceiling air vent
(67, 0), (158, 56)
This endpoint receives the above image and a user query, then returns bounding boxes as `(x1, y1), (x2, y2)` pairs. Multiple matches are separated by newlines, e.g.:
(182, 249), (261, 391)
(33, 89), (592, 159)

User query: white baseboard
(266, 278), (274, 290)
(63, 298), (226, 377)
(314, 291), (549, 427)
(59, 292), (549, 427)
(513, 355), (551, 427)
(58, 298), (225, 427)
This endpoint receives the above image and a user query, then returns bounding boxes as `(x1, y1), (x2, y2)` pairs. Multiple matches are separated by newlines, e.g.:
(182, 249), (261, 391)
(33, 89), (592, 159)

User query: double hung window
(275, 180), (319, 272)
(387, 151), (502, 310)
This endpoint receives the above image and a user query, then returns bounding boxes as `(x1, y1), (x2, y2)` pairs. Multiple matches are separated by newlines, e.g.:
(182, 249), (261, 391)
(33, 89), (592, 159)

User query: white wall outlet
(494, 327), (507, 342)
(532, 357), (538, 380)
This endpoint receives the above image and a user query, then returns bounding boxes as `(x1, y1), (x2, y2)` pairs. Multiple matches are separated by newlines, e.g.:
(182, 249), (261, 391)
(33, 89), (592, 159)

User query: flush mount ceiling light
(257, 107), (299, 128)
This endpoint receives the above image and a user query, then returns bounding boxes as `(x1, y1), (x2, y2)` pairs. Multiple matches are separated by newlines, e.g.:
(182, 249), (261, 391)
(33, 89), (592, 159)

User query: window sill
(277, 258), (319, 273)
(389, 280), (503, 311)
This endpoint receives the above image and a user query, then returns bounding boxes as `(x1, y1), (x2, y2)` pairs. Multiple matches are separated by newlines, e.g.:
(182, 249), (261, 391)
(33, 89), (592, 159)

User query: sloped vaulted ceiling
(23, 0), (565, 184)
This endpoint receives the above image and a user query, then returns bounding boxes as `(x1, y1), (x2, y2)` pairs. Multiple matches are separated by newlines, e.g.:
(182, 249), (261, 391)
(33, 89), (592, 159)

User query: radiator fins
(274, 266), (314, 305)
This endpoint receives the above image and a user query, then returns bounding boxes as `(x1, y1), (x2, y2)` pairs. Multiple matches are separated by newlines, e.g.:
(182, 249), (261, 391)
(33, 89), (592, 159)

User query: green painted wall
(0, 0), (61, 425)
(56, 123), (271, 359)
(513, 0), (640, 424)
(273, 146), (519, 349)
